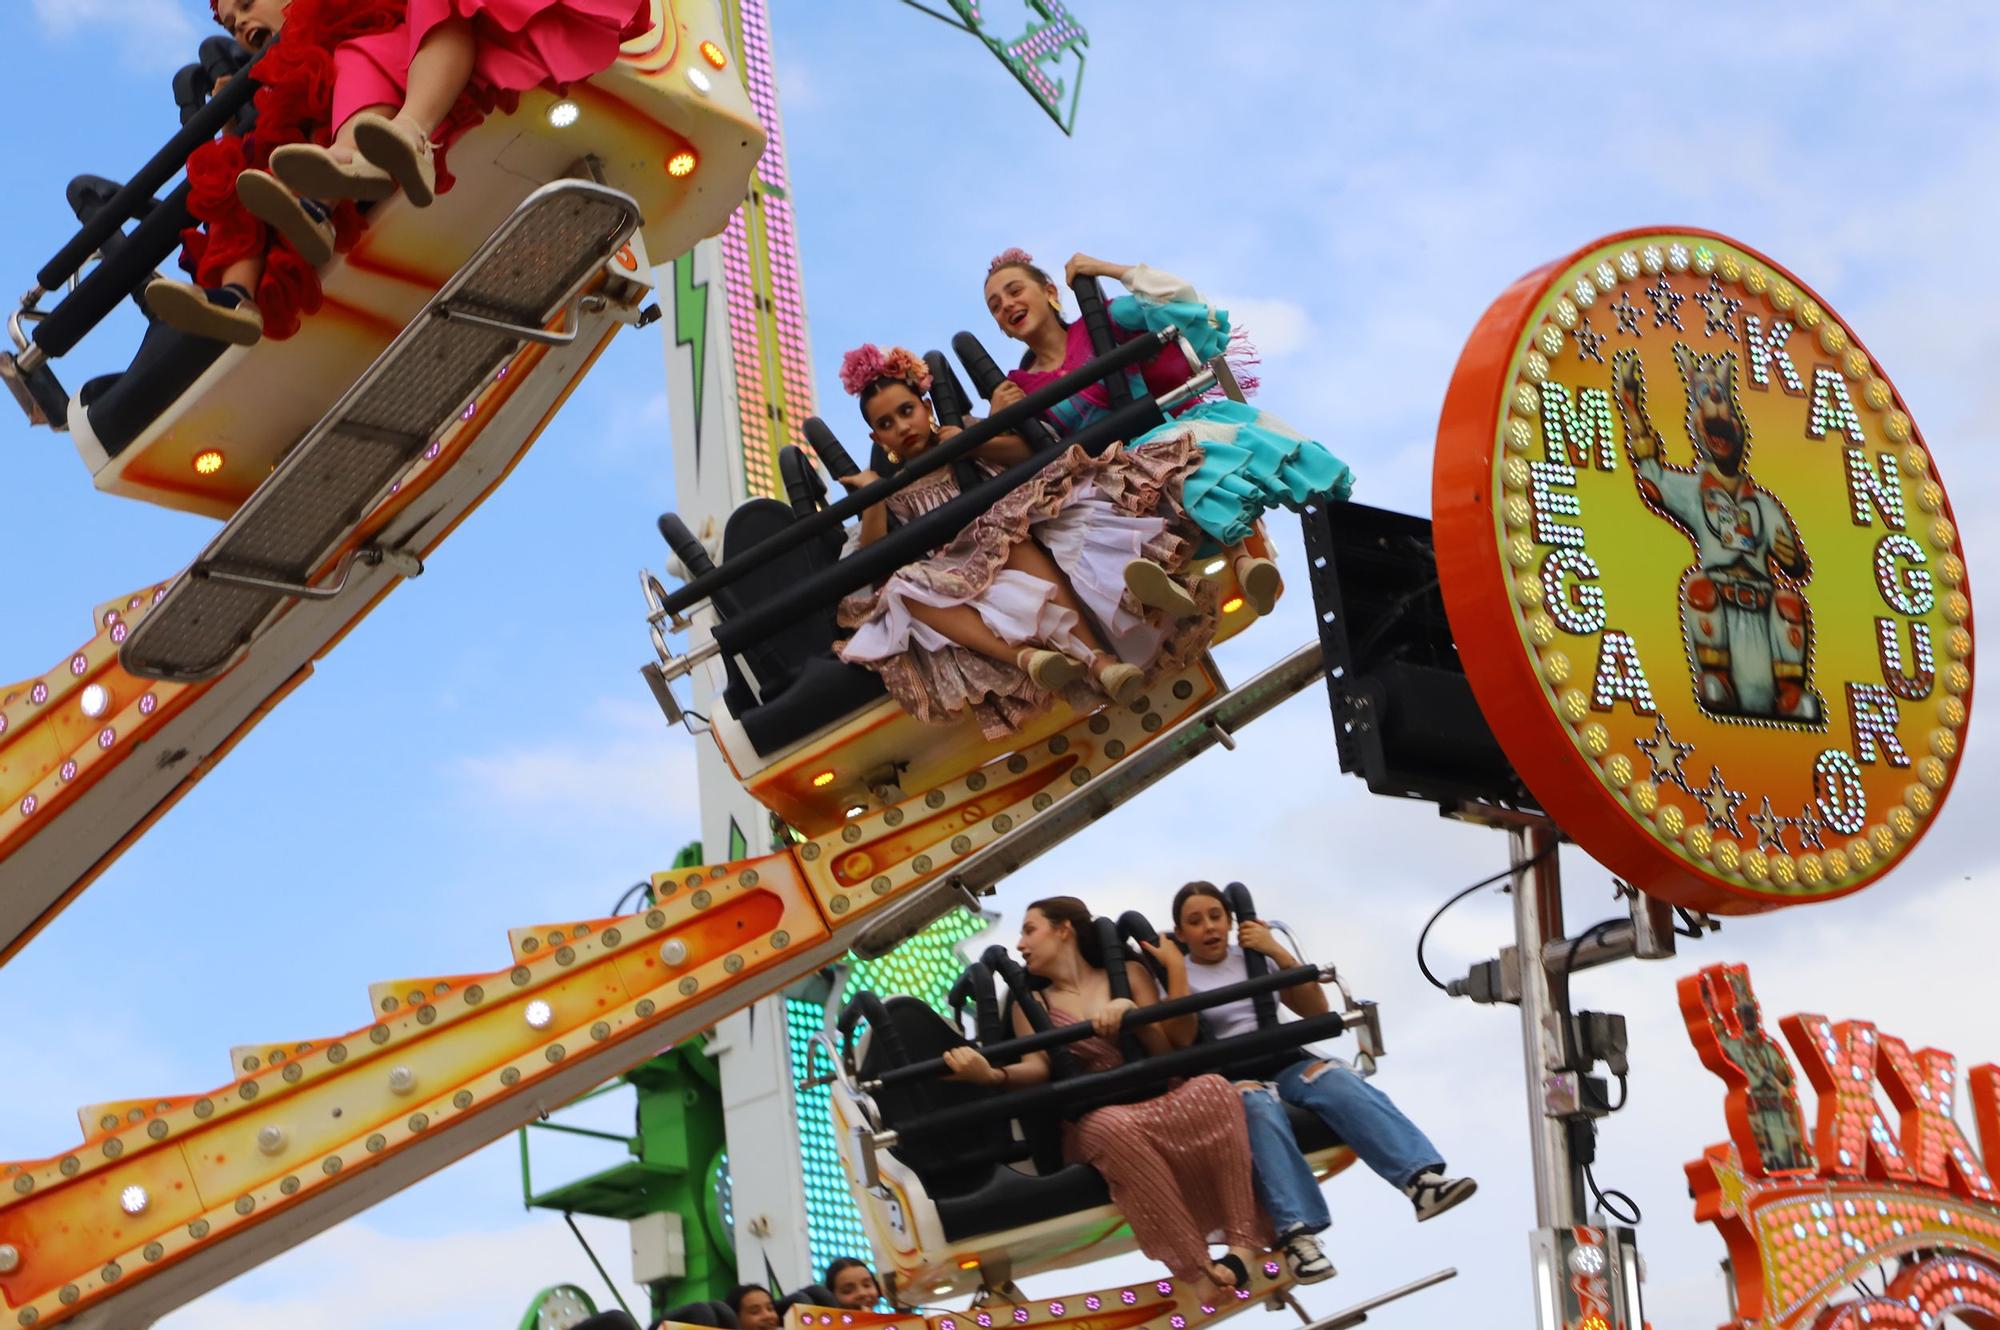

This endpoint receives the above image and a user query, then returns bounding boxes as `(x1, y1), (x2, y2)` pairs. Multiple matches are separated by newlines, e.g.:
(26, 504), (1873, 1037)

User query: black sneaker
(1403, 1172), (1478, 1221)
(1279, 1229), (1335, 1283)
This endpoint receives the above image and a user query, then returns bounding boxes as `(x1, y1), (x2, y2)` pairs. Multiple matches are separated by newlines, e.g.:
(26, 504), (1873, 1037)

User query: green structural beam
(520, 1041), (733, 1321)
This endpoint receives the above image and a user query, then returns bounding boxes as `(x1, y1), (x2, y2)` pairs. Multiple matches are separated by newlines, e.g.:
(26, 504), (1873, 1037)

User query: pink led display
(717, 0), (816, 501)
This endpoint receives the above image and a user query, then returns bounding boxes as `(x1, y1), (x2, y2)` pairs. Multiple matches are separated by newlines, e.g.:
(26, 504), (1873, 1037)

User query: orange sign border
(1433, 227), (1973, 914)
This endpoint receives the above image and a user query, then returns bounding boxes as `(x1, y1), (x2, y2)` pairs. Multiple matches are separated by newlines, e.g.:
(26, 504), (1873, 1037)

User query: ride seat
(658, 1301), (736, 1328)
(851, 988), (1348, 1244)
(574, 1313), (643, 1330)
(854, 994), (1010, 1200)
(57, 172), (234, 445)
(708, 488), (884, 757)
(776, 1286), (837, 1317)
(930, 1101), (1339, 1243)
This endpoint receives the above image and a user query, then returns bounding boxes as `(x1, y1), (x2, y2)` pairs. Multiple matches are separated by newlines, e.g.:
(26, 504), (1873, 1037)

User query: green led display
(786, 994), (873, 1281)
(782, 909), (993, 1287)
(842, 908), (992, 1013)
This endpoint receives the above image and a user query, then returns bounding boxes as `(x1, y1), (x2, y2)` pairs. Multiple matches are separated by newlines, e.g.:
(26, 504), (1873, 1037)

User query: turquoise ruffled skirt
(1135, 398), (1354, 548)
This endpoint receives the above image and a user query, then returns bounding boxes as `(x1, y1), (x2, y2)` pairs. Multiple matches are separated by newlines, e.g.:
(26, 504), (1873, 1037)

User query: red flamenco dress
(181, 0), (650, 341)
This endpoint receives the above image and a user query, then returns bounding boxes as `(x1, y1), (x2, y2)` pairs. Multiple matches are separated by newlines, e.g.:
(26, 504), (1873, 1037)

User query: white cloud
(32, 0), (198, 72)
(452, 695), (700, 828)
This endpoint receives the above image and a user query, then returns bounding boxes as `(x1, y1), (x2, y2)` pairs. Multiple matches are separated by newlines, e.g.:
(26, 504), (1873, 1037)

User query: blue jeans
(1239, 1059), (1446, 1236)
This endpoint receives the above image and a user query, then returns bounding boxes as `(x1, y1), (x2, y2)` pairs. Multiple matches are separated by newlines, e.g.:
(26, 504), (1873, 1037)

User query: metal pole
(1511, 824), (1578, 1227)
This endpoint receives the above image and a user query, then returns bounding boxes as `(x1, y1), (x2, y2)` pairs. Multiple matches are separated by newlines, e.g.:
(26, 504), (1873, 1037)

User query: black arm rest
(802, 416), (862, 485)
(1071, 275), (1132, 407)
(657, 512), (716, 578)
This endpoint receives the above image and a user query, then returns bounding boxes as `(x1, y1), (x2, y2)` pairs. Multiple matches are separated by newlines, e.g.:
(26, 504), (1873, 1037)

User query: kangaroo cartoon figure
(1612, 344), (1820, 722)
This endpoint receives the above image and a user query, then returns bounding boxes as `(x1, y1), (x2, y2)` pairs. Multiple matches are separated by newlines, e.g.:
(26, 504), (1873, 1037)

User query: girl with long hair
(983, 249), (1355, 615)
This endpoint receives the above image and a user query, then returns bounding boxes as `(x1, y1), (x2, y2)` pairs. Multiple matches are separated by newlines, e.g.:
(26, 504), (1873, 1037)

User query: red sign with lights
(1680, 963), (2000, 1328)
(1435, 229), (1973, 913)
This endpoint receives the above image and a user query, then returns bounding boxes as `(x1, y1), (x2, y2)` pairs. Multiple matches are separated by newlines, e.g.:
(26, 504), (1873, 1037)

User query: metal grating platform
(120, 179), (643, 682)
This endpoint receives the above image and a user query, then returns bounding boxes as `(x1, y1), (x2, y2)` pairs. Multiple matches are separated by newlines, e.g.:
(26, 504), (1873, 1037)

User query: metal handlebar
(864, 961), (1332, 1091)
(656, 329), (1173, 617)
(883, 1006), (1356, 1141)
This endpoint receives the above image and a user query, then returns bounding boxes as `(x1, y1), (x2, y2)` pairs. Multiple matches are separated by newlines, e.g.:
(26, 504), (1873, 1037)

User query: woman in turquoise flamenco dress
(983, 249), (1354, 616)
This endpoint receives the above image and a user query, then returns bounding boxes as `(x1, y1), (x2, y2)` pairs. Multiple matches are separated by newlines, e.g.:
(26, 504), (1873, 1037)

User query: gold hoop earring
(885, 450), (901, 464)
(1047, 295), (1063, 314)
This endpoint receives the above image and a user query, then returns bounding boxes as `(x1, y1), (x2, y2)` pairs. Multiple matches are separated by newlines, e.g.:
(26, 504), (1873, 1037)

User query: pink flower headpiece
(839, 344), (931, 398)
(987, 247), (1037, 277)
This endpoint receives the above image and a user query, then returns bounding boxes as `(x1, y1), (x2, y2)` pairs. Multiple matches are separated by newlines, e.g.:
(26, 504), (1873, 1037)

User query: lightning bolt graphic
(674, 255), (711, 477)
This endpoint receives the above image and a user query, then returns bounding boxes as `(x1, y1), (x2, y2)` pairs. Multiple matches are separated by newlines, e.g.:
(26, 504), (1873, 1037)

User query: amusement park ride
(0, 3), (1986, 1330)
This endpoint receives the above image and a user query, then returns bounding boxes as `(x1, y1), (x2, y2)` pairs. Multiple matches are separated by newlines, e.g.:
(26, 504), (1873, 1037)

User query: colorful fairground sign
(1680, 963), (2000, 1328)
(930, 0), (1088, 134)
(1435, 228), (1974, 914)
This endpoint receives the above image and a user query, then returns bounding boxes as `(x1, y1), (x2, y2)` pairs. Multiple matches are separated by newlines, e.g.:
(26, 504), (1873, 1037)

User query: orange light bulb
(193, 450), (225, 476)
(667, 150), (698, 178)
(699, 40), (728, 69)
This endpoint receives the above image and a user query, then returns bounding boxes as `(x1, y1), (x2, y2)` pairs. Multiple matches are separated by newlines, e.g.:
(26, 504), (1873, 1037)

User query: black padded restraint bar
(711, 388), (1167, 657)
(871, 961), (1325, 1090)
(1071, 275), (1133, 408)
(891, 1009), (1350, 1139)
(1226, 882), (1281, 1029)
(660, 329), (1171, 615)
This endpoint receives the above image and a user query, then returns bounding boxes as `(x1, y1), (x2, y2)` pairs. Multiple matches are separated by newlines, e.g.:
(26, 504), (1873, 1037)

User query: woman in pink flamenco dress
(150, 0), (649, 343)
(943, 896), (1268, 1303)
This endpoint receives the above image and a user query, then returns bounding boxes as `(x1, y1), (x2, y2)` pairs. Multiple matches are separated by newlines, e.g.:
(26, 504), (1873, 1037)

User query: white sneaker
(1279, 1229), (1335, 1283)
(1403, 1171), (1478, 1221)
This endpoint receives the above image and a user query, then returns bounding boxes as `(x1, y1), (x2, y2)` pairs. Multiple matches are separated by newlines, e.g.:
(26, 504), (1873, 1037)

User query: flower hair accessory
(987, 247), (1038, 277)
(839, 344), (931, 398)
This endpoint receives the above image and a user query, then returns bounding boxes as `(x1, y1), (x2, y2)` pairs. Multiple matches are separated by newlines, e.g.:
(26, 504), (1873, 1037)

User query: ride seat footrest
(119, 179), (642, 683)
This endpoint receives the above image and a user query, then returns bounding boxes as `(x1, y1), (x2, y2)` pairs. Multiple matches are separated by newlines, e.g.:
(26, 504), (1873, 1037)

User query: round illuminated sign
(1435, 229), (1973, 913)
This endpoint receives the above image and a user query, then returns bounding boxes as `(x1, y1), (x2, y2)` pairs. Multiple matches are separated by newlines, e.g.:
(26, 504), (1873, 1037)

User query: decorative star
(1647, 275), (1686, 332)
(1747, 796), (1792, 854)
(1793, 803), (1828, 851)
(1696, 765), (1746, 836)
(1609, 290), (1644, 337)
(1633, 714), (1694, 790)
(1696, 275), (1741, 342)
(1572, 316), (1608, 364)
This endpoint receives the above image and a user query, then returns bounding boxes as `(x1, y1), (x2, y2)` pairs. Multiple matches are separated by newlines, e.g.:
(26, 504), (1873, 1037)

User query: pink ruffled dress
(332, 0), (653, 133)
(837, 441), (1212, 741)
(1050, 1004), (1268, 1285)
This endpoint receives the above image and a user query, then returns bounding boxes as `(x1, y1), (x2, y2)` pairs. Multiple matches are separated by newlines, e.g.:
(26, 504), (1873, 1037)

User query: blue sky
(2, 2), (1999, 1327)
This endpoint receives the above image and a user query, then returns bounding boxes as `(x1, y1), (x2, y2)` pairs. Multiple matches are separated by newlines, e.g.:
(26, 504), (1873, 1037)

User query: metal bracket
(196, 545), (423, 602)
(434, 290), (603, 348)
(0, 354), (49, 427)
(640, 661), (686, 727)
(1297, 1268), (1458, 1330)
(1209, 353), (1248, 404)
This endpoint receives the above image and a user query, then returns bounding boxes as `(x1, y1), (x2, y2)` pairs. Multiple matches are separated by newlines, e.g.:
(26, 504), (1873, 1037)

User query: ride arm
(851, 473), (890, 547)
(1240, 919), (1328, 1018)
(1124, 958), (1196, 1057)
(962, 417), (1035, 467)
(943, 1000), (1052, 1088)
